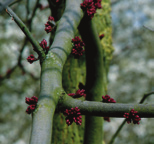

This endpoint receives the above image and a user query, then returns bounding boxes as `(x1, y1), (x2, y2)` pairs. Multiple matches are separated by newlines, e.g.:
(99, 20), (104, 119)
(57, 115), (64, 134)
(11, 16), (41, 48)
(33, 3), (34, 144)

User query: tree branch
(28, 0), (40, 31)
(50, 0), (84, 63)
(6, 7), (46, 62)
(108, 119), (126, 144)
(139, 91), (154, 103)
(78, 17), (104, 144)
(29, 0), (84, 143)
(0, 3), (41, 84)
(59, 95), (154, 118)
(18, 38), (39, 80)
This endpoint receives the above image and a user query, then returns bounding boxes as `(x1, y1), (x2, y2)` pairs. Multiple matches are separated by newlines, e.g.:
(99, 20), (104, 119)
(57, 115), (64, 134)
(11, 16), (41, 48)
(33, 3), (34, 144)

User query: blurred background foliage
(0, 0), (153, 144)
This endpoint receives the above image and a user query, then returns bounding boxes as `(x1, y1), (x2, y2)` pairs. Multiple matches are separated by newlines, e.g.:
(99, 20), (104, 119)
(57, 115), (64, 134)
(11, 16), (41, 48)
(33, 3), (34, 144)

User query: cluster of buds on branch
(63, 107), (82, 126)
(39, 39), (49, 54)
(71, 36), (85, 58)
(124, 109), (141, 124)
(25, 96), (38, 114)
(102, 95), (116, 103)
(80, 0), (102, 19)
(68, 89), (86, 98)
(27, 39), (49, 64)
(45, 16), (56, 33)
(27, 54), (38, 64)
(27, 17), (53, 64)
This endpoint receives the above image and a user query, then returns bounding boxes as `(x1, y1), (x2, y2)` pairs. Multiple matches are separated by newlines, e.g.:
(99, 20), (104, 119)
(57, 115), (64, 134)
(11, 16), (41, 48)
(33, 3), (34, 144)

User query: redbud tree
(0, 0), (154, 144)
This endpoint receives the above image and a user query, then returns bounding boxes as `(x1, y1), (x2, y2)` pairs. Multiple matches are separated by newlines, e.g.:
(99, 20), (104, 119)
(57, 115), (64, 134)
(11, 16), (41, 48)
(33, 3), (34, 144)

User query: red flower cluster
(71, 36), (85, 58)
(63, 107), (82, 126)
(39, 39), (49, 54)
(81, 0), (96, 19)
(80, 0), (102, 19)
(99, 34), (104, 40)
(45, 16), (55, 33)
(68, 89), (86, 98)
(27, 54), (37, 64)
(124, 109), (141, 124)
(25, 96), (38, 114)
(102, 95), (116, 122)
(102, 95), (116, 103)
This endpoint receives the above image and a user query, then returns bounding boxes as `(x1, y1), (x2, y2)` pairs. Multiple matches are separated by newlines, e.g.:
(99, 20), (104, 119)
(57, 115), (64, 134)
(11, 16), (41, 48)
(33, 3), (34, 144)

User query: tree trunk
(51, 0), (113, 143)
(52, 55), (86, 144)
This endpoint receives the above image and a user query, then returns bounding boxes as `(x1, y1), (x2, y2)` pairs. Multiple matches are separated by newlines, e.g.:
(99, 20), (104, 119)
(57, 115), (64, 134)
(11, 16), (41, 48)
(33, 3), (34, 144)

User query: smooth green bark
(30, 0), (84, 143)
(59, 96), (154, 118)
(78, 0), (113, 143)
(79, 18), (104, 144)
(30, 52), (62, 144)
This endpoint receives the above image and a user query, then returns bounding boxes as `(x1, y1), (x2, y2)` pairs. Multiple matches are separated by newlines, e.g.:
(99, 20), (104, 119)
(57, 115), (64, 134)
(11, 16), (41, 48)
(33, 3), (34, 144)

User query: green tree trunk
(52, 56), (86, 144)
(51, 0), (113, 143)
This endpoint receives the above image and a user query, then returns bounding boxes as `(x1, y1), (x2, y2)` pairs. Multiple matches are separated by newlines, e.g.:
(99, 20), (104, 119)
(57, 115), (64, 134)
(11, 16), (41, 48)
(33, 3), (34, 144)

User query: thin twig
(0, 2), (41, 84)
(108, 119), (126, 144)
(0, 38), (39, 85)
(108, 91), (154, 144)
(139, 91), (154, 103)
(6, 7), (46, 62)
(18, 38), (39, 80)
(28, 0), (40, 31)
